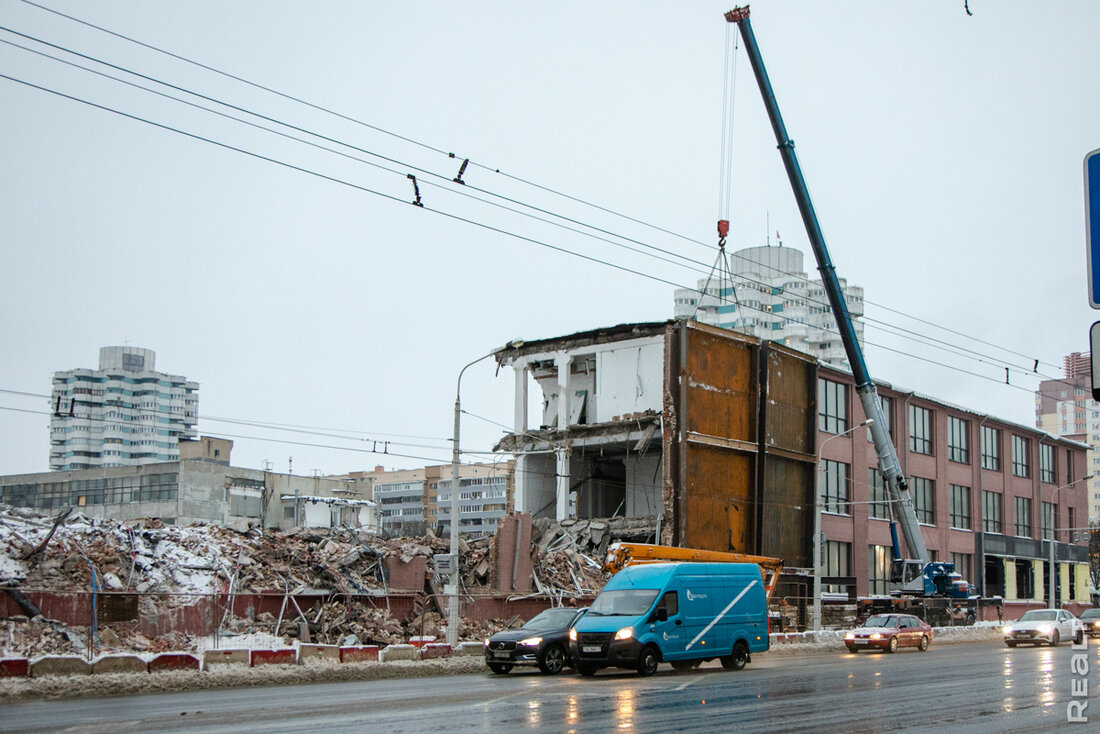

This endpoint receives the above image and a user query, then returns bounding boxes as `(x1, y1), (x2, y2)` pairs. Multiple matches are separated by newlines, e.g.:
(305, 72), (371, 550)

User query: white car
(1004, 609), (1084, 647)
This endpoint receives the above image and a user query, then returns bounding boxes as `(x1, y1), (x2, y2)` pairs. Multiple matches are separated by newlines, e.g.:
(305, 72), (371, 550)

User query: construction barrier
(148, 653), (200, 672)
(298, 644), (340, 664)
(455, 642), (485, 657)
(338, 645), (379, 663)
(0, 658), (30, 678)
(202, 649), (250, 667)
(379, 644), (417, 662)
(91, 655), (147, 674)
(418, 643), (453, 660)
(250, 649), (296, 667)
(31, 656), (93, 677)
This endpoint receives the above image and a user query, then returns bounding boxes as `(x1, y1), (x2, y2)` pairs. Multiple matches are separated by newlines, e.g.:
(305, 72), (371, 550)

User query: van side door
(648, 589), (686, 660)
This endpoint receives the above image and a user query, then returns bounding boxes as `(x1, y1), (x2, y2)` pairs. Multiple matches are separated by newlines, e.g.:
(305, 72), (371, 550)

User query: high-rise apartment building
(49, 346), (198, 471)
(1035, 351), (1100, 522)
(672, 244), (864, 368)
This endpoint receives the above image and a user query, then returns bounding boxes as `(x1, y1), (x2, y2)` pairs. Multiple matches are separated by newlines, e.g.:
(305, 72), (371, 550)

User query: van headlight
(519, 637), (542, 647)
(569, 628), (577, 642)
(614, 627), (634, 641)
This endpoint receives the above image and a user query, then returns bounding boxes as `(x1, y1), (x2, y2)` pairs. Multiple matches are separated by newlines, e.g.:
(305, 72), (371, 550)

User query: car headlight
(614, 627), (634, 641)
(845, 632), (855, 640)
(519, 637), (542, 647)
(569, 628), (577, 641)
(1093, 621), (1100, 629)
(869, 633), (882, 640)
(1037, 624), (1053, 635)
(1002, 626), (1013, 635)
(484, 638), (490, 647)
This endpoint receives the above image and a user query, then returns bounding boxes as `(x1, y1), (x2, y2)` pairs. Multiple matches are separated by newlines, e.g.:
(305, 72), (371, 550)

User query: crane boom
(724, 7), (929, 576)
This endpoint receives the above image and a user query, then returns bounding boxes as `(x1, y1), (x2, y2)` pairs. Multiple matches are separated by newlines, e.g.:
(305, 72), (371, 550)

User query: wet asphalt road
(2, 639), (1098, 733)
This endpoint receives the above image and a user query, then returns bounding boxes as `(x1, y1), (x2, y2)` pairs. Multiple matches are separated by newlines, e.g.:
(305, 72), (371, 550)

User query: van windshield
(588, 589), (660, 616)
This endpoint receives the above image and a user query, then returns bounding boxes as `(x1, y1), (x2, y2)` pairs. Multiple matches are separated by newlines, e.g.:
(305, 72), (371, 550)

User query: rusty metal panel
(759, 457), (814, 566)
(759, 343), (817, 566)
(671, 322), (760, 552)
(681, 442), (755, 551)
(681, 324), (757, 443)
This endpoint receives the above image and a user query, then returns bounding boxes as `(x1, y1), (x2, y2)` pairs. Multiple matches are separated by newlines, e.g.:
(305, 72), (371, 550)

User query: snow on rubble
(0, 503), (623, 659)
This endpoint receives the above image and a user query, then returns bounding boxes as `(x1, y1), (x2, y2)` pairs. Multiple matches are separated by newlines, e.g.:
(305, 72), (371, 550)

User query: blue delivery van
(568, 562), (769, 676)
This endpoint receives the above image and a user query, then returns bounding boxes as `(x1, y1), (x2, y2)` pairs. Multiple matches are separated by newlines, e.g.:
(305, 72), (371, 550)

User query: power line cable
(0, 71), (1074, 400)
(14, 0), (1060, 374)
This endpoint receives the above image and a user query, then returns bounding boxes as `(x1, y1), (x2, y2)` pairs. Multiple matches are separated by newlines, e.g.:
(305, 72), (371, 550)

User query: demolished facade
(494, 320), (817, 570)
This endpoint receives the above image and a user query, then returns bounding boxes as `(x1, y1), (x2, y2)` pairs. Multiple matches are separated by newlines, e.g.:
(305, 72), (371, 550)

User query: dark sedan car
(1078, 608), (1100, 639)
(484, 606), (587, 675)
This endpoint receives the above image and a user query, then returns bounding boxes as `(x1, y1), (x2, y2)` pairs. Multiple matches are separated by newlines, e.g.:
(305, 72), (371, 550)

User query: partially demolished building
(494, 320), (816, 569)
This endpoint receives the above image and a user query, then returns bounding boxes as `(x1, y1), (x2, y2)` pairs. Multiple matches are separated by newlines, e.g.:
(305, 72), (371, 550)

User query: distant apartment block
(1035, 351), (1100, 522)
(49, 346), (198, 471)
(672, 244), (864, 369)
(345, 462), (515, 537)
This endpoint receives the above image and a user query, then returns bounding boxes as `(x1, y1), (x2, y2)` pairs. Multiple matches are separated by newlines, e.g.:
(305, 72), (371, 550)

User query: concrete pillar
(555, 448), (571, 521)
(513, 361), (528, 435)
(556, 352), (570, 429)
(513, 362), (529, 514)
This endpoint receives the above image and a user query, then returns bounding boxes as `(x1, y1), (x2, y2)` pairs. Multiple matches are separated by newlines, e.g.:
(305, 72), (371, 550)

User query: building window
(1040, 501), (1055, 540)
(947, 416), (970, 464)
(820, 460), (850, 515)
(868, 545), (896, 596)
(818, 379), (848, 434)
(868, 468), (890, 520)
(1011, 436), (1030, 478)
(1015, 496), (1031, 537)
(1039, 443), (1055, 484)
(980, 426), (1001, 471)
(911, 477), (934, 524)
(983, 491), (1003, 534)
(823, 540), (851, 594)
(908, 405), (933, 455)
(949, 484), (971, 530)
(1014, 560), (1034, 600)
(950, 552), (972, 583)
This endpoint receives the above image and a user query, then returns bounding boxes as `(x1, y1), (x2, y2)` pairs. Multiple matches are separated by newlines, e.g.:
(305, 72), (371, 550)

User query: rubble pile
(0, 504), (617, 657)
(526, 516), (655, 600)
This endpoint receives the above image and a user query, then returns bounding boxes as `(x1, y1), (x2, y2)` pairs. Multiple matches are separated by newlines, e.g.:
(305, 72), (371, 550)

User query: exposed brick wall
(493, 513), (533, 594)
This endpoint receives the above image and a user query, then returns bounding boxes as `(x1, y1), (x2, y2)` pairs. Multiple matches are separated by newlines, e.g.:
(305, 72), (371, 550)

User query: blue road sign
(1086, 149), (1100, 308)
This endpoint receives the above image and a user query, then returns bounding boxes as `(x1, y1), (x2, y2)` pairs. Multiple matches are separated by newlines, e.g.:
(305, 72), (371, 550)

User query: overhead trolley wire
(0, 70), (1072, 398)
(15, 0), (1062, 378)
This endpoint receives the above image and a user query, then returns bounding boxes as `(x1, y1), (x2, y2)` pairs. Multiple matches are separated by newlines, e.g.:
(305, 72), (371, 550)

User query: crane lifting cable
(716, 15), (740, 245)
(693, 12), (742, 323)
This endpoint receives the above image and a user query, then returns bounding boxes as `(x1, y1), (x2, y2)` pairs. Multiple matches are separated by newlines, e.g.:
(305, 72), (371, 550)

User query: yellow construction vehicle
(603, 542), (784, 602)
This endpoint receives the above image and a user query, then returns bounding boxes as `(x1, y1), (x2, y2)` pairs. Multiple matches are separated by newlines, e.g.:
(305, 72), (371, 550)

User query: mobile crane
(724, 8), (992, 626)
(603, 542), (784, 602)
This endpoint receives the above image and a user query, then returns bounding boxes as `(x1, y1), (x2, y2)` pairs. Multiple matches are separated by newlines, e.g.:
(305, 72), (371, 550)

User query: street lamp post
(447, 341), (522, 647)
(812, 417), (873, 631)
(1046, 473), (1093, 609)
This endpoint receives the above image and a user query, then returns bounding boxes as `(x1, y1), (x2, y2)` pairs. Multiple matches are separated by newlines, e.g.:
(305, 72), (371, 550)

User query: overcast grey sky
(1, 1), (1096, 478)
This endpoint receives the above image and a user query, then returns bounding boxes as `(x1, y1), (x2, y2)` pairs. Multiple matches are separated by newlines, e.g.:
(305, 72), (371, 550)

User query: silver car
(1004, 609), (1084, 647)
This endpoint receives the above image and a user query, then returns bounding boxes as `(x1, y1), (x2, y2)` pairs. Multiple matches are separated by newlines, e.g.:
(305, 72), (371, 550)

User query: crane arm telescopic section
(724, 7), (929, 564)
